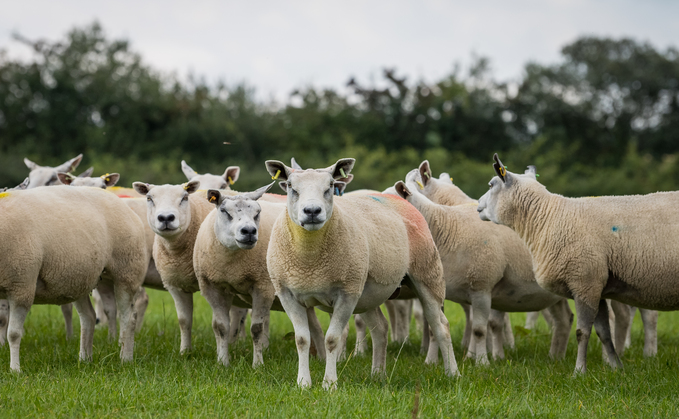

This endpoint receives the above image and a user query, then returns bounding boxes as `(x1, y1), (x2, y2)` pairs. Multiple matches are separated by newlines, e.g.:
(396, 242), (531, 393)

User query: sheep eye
(290, 188), (298, 196)
(254, 212), (260, 221)
(221, 209), (233, 220)
(324, 189), (331, 196)
(147, 196), (153, 203)
(181, 195), (188, 202)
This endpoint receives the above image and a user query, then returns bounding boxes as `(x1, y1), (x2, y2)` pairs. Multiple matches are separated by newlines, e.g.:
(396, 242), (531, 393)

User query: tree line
(2, 22), (679, 198)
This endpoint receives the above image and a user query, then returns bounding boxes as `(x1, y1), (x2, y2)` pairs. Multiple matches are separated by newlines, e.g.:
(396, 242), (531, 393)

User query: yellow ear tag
(209, 195), (217, 203)
(450, 177), (454, 182)
(183, 183), (190, 190)
(424, 172), (430, 179)
(339, 168), (347, 178)
(227, 176), (234, 185)
(499, 166), (507, 177)
(416, 180), (424, 190)
(272, 170), (281, 180)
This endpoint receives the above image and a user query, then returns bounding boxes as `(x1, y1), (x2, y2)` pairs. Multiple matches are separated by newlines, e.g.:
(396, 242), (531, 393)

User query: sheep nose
(303, 206), (322, 217)
(158, 213), (175, 222)
(240, 226), (257, 236)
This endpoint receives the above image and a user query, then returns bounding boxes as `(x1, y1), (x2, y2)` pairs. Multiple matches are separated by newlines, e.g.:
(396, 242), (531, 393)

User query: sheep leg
(385, 299), (411, 344)
(7, 301), (29, 372)
(461, 303), (471, 355)
(524, 312), (539, 329)
(61, 304), (74, 340)
(200, 282), (233, 366)
(354, 314), (368, 356)
(545, 299), (573, 359)
(412, 285), (458, 377)
(134, 287), (149, 334)
(542, 309), (555, 328)
(228, 307), (249, 344)
(0, 299), (8, 346)
(625, 306), (637, 349)
(92, 289), (108, 327)
(468, 292), (491, 365)
(167, 287), (194, 354)
(322, 293), (360, 390)
(250, 292), (273, 368)
(96, 282), (118, 342)
(425, 318), (439, 364)
(503, 312), (515, 349)
(420, 314), (430, 356)
(73, 294), (96, 362)
(307, 307), (326, 361)
(639, 308), (658, 357)
(610, 300), (631, 356)
(412, 299), (424, 331)
(488, 309), (506, 360)
(277, 287), (312, 387)
(359, 307), (389, 376)
(115, 286), (138, 362)
(594, 299), (622, 369)
(338, 322), (349, 362)
(573, 297), (597, 374)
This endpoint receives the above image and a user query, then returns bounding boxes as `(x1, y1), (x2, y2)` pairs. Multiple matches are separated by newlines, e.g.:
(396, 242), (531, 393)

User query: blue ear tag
(334, 186), (341, 196)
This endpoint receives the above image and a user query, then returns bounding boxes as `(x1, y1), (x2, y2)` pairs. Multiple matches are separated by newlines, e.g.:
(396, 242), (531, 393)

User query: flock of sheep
(0, 151), (671, 389)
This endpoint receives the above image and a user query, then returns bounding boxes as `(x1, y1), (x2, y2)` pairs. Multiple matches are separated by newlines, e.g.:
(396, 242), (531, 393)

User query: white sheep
(394, 172), (572, 364)
(265, 158), (458, 389)
(0, 186), (147, 371)
(477, 153), (679, 374)
(194, 183), (327, 367)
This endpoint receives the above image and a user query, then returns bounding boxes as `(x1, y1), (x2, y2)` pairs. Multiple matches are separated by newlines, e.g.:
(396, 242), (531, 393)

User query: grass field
(1, 290), (679, 417)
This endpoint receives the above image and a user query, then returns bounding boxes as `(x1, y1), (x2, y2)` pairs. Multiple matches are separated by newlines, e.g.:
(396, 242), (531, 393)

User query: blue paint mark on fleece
(611, 226), (619, 232)
(369, 195), (385, 203)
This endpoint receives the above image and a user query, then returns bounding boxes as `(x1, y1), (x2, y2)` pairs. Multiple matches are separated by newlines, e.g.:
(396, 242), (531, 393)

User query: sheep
(193, 183), (327, 367)
(399, 161), (519, 355)
(394, 172), (572, 365)
(477, 153), (679, 374)
(265, 158), (457, 389)
(0, 186), (147, 371)
(181, 160), (241, 191)
(23, 154), (84, 188)
(57, 172), (120, 189)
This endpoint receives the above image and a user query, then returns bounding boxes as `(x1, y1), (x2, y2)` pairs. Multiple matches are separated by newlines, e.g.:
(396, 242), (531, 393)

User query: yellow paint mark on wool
(0, 192), (10, 199)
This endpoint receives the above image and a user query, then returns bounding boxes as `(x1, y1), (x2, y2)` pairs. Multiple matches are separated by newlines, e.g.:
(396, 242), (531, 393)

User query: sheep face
(181, 160), (240, 190)
(58, 173), (120, 189)
(477, 175), (508, 224)
(206, 182), (274, 249)
(24, 154), (83, 189)
(132, 181), (201, 238)
(265, 158), (355, 232)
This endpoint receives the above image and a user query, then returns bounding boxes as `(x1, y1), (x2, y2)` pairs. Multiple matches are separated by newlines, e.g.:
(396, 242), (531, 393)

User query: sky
(1, 0), (677, 101)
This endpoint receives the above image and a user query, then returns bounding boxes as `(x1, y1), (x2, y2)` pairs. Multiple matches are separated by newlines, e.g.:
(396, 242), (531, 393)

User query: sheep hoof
(322, 380), (337, 391)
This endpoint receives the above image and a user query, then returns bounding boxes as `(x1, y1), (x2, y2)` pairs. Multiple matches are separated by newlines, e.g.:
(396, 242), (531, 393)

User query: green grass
(1, 291), (679, 417)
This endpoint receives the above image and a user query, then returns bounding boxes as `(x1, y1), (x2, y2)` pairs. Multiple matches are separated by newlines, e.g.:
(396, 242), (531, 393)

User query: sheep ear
(328, 158), (355, 180)
(223, 166), (240, 186)
(183, 180), (201, 194)
(102, 173), (120, 187)
(57, 172), (74, 185)
(241, 181), (275, 201)
(524, 165), (537, 180)
(290, 157), (303, 170)
(17, 177), (29, 190)
(78, 167), (94, 178)
(439, 172), (454, 185)
(419, 160), (433, 186)
(278, 181), (288, 192)
(24, 157), (39, 170)
(133, 182), (153, 195)
(493, 153), (507, 183)
(207, 189), (222, 206)
(394, 181), (411, 199)
(265, 160), (292, 181)
(181, 160), (198, 180)
(336, 174), (353, 184)
(333, 181), (347, 196)
(55, 154), (83, 173)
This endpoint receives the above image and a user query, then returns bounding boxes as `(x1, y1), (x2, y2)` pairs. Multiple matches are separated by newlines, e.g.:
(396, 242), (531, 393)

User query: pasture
(1, 290), (678, 417)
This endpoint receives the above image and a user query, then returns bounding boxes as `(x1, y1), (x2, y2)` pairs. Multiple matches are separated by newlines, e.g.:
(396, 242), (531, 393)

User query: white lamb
(0, 186), (147, 371)
(477, 153), (679, 374)
(265, 158), (458, 389)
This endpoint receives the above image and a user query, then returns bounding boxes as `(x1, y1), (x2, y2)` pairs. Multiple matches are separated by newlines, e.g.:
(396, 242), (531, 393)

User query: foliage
(2, 23), (679, 197)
